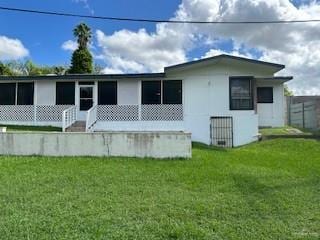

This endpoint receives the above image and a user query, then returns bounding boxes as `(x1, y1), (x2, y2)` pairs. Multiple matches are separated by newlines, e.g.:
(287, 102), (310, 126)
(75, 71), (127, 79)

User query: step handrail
(62, 105), (77, 132)
(86, 104), (98, 132)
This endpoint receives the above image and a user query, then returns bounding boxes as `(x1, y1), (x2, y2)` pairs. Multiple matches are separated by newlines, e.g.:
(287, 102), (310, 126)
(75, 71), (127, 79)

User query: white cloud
(202, 49), (253, 59)
(94, 0), (320, 94)
(96, 26), (188, 73)
(0, 36), (29, 60)
(61, 40), (78, 51)
(174, 0), (320, 95)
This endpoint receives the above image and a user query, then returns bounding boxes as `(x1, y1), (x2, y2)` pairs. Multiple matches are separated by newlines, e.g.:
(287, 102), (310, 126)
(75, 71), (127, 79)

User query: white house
(0, 54), (292, 147)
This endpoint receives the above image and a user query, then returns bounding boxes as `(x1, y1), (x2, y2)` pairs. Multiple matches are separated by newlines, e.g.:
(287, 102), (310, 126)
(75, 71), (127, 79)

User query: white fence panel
(97, 105), (139, 121)
(0, 106), (34, 122)
(289, 102), (317, 129)
(37, 105), (73, 122)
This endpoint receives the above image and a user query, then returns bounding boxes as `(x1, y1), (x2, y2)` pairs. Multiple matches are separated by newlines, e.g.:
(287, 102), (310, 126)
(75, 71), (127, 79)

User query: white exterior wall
(167, 62), (273, 146)
(35, 81), (55, 105)
(257, 81), (285, 127)
(118, 80), (139, 105)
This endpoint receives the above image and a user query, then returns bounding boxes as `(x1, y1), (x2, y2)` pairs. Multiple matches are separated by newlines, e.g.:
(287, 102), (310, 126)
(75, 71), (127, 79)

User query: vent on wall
(210, 116), (233, 148)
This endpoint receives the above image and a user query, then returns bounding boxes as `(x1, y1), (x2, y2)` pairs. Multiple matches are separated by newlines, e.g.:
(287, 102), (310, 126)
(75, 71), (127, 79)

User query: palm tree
(73, 23), (92, 49)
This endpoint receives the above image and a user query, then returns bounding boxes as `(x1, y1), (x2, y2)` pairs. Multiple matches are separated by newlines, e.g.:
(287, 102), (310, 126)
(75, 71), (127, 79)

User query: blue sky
(0, 0), (181, 65)
(0, 0), (308, 65)
(0, 0), (320, 95)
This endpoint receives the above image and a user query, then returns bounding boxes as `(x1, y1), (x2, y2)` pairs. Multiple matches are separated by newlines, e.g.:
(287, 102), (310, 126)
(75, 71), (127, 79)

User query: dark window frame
(98, 81), (117, 105)
(163, 80), (182, 104)
(141, 80), (162, 105)
(0, 83), (17, 105)
(257, 87), (274, 103)
(229, 76), (254, 111)
(17, 82), (34, 105)
(141, 80), (183, 105)
(56, 82), (75, 105)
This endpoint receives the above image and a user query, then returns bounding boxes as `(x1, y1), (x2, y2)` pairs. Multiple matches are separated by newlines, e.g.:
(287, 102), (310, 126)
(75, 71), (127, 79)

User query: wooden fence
(289, 102), (317, 129)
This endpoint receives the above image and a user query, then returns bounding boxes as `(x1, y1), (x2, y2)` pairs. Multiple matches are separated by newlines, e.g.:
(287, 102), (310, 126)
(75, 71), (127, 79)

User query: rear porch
(0, 75), (184, 132)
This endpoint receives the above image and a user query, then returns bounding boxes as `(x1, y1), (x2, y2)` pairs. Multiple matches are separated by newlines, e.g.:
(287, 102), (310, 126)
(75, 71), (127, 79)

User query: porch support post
(138, 105), (142, 121)
(34, 105), (37, 123)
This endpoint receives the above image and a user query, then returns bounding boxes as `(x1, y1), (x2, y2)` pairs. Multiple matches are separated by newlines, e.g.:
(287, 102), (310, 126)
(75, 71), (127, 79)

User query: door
(78, 85), (94, 120)
(210, 116), (233, 148)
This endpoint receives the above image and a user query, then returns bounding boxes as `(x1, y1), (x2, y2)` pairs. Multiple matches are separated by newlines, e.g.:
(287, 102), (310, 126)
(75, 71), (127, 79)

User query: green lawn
(0, 139), (319, 239)
(0, 124), (62, 132)
(259, 126), (309, 136)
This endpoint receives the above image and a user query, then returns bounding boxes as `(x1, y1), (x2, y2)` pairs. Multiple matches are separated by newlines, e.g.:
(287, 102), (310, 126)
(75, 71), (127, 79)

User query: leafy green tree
(69, 23), (93, 74)
(69, 49), (93, 74)
(2, 60), (66, 76)
(284, 84), (294, 96)
(0, 62), (13, 76)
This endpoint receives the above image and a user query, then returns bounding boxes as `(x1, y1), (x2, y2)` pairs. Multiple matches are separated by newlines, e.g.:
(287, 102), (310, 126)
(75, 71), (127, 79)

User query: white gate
(210, 116), (233, 148)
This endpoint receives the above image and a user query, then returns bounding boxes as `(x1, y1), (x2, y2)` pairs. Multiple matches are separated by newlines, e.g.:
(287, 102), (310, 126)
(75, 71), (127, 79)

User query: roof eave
(255, 76), (293, 82)
(0, 73), (166, 81)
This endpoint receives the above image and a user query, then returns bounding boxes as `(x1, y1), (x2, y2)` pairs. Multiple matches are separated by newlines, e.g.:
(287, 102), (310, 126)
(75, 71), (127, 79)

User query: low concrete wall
(0, 132), (192, 158)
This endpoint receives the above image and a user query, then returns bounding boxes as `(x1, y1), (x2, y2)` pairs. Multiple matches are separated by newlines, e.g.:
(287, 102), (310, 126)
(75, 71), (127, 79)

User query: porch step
(66, 121), (86, 132)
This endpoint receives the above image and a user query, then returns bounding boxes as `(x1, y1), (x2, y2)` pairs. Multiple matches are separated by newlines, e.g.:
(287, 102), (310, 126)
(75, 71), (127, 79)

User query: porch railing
(86, 104), (98, 132)
(97, 104), (183, 121)
(0, 105), (73, 123)
(62, 106), (77, 132)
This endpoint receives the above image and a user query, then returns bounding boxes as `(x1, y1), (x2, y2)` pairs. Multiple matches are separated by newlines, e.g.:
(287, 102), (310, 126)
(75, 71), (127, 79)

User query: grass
(0, 139), (319, 239)
(259, 126), (311, 136)
(0, 124), (62, 132)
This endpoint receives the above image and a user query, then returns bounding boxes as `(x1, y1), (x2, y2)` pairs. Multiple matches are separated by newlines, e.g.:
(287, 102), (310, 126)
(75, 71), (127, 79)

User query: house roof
(165, 54), (285, 72)
(0, 73), (165, 81)
(0, 54), (288, 81)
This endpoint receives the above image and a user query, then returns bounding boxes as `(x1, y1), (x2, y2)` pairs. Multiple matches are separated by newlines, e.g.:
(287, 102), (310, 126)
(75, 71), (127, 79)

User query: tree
(69, 23), (93, 74)
(2, 60), (67, 76)
(73, 23), (92, 49)
(284, 84), (294, 96)
(0, 62), (13, 76)
(69, 49), (93, 74)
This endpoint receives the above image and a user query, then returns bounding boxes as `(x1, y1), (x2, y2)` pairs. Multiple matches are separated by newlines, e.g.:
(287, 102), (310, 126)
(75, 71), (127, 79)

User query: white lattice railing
(86, 104), (98, 132)
(0, 105), (73, 123)
(62, 106), (77, 132)
(97, 104), (183, 121)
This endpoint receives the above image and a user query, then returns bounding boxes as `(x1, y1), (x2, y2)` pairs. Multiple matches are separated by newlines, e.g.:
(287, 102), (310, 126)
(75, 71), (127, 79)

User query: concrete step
(66, 127), (86, 132)
(72, 121), (86, 127)
(66, 121), (86, 132)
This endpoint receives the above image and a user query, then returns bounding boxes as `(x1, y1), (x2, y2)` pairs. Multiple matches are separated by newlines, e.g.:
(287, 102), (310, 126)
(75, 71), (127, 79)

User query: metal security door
(210, 116), (233, 148)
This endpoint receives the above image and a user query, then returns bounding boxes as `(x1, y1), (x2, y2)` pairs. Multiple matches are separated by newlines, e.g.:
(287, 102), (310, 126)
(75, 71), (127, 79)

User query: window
(230, 77), (253, 110)
(163, 80), (182, 104)
(17, 83), (34, 105)
(56, 82), (75, 105)
(0, 83), (16, 105)
(142, 81), (161, 104)
(98, 81), (117, 105)
(257, 87), (273, 103)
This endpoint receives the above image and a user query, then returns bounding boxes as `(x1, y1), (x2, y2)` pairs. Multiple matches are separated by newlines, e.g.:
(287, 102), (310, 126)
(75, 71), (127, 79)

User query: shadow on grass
(192, 142), (228, 152)
(231, 172), (320, 219)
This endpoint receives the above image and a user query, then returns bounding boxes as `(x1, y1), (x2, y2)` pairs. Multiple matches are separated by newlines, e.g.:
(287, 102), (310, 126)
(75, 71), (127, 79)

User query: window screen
(230, 77), (253, 110)
(98, 81), (117, 105)
(17, 83), (34, 105)
(0, 83), (16, 105)
(163, 80), (182, 104)
(257, 87), (273, 103)
(56, 82), (75, 105)
(142, 81), (161, 104)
